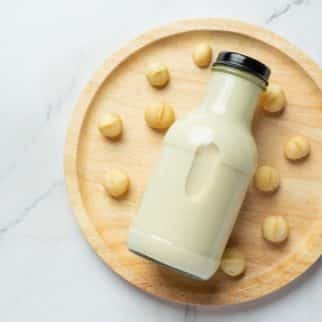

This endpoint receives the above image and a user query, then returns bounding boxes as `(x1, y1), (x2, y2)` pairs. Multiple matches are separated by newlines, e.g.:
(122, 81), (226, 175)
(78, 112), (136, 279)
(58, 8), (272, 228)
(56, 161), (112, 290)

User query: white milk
(128, 61), (268, 280)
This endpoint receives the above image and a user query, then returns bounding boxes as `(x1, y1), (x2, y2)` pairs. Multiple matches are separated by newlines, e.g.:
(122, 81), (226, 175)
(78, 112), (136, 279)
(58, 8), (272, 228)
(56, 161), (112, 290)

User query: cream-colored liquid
(128, 66), (265, 280)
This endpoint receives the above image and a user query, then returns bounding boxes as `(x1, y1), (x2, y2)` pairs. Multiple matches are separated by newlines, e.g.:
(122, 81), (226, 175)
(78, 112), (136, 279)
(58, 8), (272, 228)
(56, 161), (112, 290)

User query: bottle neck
(201, 66), (265, 128)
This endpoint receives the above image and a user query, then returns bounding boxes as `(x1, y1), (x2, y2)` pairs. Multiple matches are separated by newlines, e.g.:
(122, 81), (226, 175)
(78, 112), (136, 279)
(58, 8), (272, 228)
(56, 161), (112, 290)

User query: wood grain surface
(64, 19), (322, 306)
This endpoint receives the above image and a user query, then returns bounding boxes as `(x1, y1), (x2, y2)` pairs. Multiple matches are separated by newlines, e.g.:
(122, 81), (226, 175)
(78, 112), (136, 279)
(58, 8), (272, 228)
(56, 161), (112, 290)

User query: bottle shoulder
(165, 112), (257, 173)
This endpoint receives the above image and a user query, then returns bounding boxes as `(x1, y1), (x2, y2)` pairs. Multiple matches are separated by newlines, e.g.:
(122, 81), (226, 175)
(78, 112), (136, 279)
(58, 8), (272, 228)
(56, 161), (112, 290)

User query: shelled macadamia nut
(284, 136), (310, 161)
(145, 103), (175, 130)
(262, 216), (289, 243)
(220, 248), (246, 277)
(145, 62), (169, 88)
(192, 43), (212, 68)
(98, 112), (123, 139)
(254, 166), (280, 193)
(259, 83), (287, 113)
(103, 169), (130, 198)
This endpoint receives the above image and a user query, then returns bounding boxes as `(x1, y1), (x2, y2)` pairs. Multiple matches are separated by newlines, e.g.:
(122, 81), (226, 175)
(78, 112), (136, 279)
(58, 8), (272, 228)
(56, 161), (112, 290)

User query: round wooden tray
(64, 19), (322, 306)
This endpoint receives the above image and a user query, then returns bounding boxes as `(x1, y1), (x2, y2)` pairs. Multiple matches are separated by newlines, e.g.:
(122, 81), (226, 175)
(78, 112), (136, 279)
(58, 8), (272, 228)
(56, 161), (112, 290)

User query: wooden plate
(64, 19), (322, 306)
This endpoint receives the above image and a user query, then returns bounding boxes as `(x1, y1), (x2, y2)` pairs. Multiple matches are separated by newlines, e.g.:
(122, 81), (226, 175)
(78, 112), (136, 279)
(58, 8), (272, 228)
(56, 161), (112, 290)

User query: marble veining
(46, 74), (77, 121)
(0, 181), (63, 234)
(266, 0), (309, 24)
(0, 0), (321, 321)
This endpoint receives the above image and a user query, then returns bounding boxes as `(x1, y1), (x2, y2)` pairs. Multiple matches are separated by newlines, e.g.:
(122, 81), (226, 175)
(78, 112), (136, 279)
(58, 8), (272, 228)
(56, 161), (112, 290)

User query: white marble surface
(0, 1), (321, 321)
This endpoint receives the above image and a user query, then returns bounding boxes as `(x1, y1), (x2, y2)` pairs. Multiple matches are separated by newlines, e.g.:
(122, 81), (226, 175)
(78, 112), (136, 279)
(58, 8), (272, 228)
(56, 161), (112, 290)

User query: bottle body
(128, 65), (265, 280)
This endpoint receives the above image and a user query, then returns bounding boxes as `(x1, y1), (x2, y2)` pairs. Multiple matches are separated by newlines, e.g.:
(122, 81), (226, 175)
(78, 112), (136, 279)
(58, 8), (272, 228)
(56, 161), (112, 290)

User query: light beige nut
(262, 216), (289, 243)
(145, 103), (175, 130)
(258, 83), (287, 113)
(98, 112), (123, 139)
(284, 136), (310, 161)
(192, 43), (212, 68)
(145, 62), (169, 88)
(220, 248), (246, 277)
(254, 166), (280, 193)
(103, 169), (130, 198)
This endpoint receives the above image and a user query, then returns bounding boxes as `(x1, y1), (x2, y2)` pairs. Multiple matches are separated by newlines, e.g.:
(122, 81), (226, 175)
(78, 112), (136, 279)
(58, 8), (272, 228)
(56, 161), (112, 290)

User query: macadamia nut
(98, 112), (123, 139)
(262, 216), (289, 243)
(220, 248), (246, 277)
(259, 83), (287, 113)
(254, 166), (280, 193)
(284, 136), (310, 161)
(192, 43), (212, 68)
(145, 62), (169, 88)
(145, 103), (175, 130)
(103, 169), (130, 198)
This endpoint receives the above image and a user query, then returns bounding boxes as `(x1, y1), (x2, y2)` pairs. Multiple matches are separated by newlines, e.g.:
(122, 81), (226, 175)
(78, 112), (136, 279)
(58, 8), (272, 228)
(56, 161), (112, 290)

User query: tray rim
(64, 18), (322, 307)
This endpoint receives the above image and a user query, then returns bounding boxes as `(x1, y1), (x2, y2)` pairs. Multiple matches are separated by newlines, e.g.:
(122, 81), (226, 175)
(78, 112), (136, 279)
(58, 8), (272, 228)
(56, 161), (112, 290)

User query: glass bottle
(128, 52), (270, 280)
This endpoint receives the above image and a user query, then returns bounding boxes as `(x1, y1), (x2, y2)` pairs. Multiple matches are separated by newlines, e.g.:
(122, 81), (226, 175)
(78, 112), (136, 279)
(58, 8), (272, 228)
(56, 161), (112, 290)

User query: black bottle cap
(213, 51), (271, 85)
